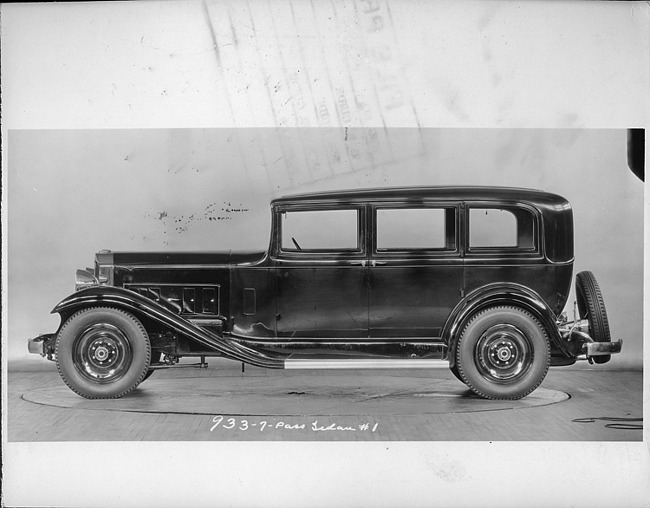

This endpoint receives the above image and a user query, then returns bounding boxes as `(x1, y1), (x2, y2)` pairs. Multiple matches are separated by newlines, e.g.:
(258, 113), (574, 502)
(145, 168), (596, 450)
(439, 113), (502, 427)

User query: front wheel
(55, 307), (151, 399)
(456, 306), (550, 400)
(141, 351), (163, 383)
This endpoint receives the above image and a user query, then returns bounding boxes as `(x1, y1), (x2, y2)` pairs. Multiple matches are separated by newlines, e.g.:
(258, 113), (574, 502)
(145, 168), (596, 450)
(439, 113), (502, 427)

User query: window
(376, 207), (456, 251)
(469, 207), (536, 250)
(281, 209), (359, 252)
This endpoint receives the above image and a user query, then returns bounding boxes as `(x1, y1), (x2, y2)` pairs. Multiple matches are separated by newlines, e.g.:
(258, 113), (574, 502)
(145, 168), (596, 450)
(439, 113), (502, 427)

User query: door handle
(352, 260), (367, 267)
(371, 260), (387, 267)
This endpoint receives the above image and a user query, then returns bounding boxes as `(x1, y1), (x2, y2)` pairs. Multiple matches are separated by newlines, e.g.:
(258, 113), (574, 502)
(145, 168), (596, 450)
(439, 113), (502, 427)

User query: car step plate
(284, 357), (449, 370)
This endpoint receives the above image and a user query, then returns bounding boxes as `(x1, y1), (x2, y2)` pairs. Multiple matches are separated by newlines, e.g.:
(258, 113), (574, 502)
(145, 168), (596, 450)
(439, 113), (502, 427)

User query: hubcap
(475, 324), (533, 384)
(73, 323), (132, 383)
(94, 345), (110, 361)
(496, 345), (513, 362)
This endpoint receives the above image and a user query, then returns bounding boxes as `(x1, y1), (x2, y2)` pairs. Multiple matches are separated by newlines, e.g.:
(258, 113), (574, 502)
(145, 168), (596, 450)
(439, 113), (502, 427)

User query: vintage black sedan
(28, 187), (621, 400)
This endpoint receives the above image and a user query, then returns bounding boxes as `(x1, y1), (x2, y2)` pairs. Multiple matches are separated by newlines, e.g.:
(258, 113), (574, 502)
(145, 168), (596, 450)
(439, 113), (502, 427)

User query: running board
(284, 358), (449, 370)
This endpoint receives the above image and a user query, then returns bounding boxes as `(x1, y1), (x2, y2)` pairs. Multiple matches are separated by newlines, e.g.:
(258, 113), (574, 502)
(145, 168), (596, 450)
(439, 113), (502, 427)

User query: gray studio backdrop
(7, 128), (643, 368)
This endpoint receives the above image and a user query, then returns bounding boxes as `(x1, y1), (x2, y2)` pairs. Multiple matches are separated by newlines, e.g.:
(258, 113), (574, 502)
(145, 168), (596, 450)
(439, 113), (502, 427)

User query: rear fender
(444, 283), (569, 370)
(52, 286), (283, 368)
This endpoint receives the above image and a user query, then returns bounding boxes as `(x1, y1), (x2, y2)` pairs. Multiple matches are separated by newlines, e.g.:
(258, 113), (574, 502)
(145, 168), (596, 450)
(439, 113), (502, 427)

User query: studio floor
(6, 361), (644, 442)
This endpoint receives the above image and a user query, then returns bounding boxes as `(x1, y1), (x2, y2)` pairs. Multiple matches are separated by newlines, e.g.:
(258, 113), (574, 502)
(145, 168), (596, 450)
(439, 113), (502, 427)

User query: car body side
(49, 187), (577, 367)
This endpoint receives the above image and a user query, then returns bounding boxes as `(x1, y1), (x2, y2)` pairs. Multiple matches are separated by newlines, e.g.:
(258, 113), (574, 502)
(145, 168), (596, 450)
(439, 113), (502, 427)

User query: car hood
(110, 250), (267, 267)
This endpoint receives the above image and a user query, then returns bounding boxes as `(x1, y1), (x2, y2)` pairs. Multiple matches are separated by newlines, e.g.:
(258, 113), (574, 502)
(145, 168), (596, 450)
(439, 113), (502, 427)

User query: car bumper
(28, 334), (55, 357)
(586, 340), (623, 357)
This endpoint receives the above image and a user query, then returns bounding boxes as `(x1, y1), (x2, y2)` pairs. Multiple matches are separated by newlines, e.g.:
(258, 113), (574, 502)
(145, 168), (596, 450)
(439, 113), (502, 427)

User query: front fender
(444, 283), (570, 369)
(52, 286), (283, 368)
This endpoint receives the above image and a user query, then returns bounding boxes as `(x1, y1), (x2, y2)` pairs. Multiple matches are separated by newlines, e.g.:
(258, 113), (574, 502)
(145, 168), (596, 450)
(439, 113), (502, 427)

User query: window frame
(274, 204), (367, 259)
(465, 202), (542, 257)
(371, 203), (461, 258)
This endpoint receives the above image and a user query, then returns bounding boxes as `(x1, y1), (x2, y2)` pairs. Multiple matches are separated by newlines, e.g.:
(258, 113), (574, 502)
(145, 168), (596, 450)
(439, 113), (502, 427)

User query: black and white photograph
(2, 1), (648, 507)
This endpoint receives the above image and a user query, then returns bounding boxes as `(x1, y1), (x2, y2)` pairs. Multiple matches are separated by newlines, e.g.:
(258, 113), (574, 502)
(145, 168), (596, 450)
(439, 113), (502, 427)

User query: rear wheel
(456, 306), (550, 399)
(449, 362), (464, 382)
(55, 307), (151, 399)
(576, 271), (611, 364)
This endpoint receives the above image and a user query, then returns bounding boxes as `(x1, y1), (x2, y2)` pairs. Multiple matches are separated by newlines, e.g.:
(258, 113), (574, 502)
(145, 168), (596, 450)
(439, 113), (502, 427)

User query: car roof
(272, 186), (569, 208)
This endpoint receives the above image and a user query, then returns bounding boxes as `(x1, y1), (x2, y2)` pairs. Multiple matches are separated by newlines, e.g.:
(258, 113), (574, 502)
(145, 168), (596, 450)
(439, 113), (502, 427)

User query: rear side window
(469, 207), (536, 250)
(281, 209), (360, 252)
(376, 207), (456, 251)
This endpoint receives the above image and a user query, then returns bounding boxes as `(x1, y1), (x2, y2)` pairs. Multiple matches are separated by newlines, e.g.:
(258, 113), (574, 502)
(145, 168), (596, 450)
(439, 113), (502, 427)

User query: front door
(275, 205), (368, 339)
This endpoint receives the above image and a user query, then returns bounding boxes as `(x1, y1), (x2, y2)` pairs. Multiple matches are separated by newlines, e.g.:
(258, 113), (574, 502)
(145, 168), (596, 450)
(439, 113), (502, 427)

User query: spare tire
(575, 271), (611, 364)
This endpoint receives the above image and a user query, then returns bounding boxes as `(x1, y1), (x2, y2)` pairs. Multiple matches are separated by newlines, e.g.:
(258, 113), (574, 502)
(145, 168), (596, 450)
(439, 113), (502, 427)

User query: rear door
(368, 203), (463, 338)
